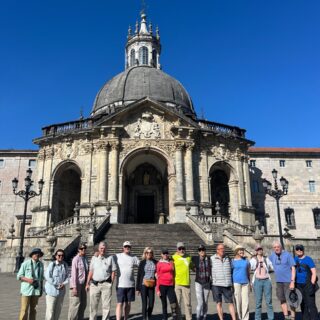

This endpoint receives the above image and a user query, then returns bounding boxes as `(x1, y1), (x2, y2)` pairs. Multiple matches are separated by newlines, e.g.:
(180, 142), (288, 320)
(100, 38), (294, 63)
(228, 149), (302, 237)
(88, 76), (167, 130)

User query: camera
(32, 280), (39, 289)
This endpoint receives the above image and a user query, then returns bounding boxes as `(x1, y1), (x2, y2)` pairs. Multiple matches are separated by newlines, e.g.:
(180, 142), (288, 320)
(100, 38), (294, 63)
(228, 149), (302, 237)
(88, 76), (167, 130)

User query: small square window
(309, 181), (316, 193)
(249, 160), (256, 167)
(28, 160), (36, 168)
(0, 159), (4, 168)
(306, 160), (312, 168)
(279, 160), (286, 167)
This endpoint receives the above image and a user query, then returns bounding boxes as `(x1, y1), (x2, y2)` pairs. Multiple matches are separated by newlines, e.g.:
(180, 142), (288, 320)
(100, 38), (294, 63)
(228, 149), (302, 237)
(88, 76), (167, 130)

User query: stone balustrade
(198, 120), (246, 138)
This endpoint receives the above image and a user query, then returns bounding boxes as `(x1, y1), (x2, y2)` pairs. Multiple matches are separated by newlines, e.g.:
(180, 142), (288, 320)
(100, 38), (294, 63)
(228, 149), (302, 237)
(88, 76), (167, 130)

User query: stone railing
(30, 215), (109, 236)
(198, 120), (246, 138)
(42, 119), (93, 136)
(187, 214), (253, 244)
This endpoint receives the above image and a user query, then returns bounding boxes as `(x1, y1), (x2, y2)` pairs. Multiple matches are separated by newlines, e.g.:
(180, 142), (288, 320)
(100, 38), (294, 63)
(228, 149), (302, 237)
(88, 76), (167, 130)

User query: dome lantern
(125, 12), (161, 69)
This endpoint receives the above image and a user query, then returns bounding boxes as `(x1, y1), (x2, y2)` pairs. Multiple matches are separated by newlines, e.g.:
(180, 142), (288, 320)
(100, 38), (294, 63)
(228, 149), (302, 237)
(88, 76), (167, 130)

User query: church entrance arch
(120, 148), (171, 224)
(210, 162), (231, 217)
(51, 162), (81, 223)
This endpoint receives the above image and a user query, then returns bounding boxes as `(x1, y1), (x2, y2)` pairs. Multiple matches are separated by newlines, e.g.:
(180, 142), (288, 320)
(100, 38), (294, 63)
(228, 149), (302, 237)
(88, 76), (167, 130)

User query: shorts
(116, 287), (135, 303)
(276, 282), (290, 303)
(212, 285), (233, 303)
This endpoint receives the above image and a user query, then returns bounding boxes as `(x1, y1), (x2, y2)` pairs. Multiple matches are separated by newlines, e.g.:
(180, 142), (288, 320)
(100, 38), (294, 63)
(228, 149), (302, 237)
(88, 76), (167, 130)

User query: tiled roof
(249, 147), (320, 154)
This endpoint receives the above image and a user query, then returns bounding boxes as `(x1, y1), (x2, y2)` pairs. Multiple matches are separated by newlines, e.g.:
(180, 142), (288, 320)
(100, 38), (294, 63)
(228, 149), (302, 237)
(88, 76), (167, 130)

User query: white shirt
(115, 253), (140, 288)
(90, 255), (116, 282)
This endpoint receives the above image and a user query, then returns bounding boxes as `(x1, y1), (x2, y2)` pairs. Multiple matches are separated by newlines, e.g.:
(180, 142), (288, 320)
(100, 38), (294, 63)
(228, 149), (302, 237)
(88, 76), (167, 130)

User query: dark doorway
(211, 169), (230, 216)
(52, 166), (81, 223)
(137, 195), (155, 223)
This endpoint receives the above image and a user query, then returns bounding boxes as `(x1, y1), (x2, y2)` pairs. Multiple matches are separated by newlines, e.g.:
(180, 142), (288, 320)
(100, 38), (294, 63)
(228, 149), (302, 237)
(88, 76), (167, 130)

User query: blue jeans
(253, 279), (274, 320)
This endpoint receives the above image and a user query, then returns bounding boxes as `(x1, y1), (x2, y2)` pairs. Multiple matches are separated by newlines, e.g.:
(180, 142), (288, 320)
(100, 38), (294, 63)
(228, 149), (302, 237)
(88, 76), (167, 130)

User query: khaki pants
(46, 294), (65, 320)
(175, 285), (192, 320)
(90, 282), (112, 320)
(68, 284), (87, 320)
(19, 295), (39, 320)
(233, 283), (249, 320)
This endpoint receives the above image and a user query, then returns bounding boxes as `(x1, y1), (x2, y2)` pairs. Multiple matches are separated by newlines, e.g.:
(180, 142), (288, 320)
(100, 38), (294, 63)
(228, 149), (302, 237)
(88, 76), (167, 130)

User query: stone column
(98, 145), (108, 202)
(175, 143), (184, 202)
(243, 156), (253, 206)
(185, 143), (195, 202)
(200, 150), (210, 203)
(236, 155), (246, 207)
(108, 142), (119, 203)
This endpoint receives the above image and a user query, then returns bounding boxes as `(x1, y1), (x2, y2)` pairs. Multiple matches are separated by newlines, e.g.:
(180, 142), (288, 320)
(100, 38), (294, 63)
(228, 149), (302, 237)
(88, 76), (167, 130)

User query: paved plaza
(1, 273), (320, 320)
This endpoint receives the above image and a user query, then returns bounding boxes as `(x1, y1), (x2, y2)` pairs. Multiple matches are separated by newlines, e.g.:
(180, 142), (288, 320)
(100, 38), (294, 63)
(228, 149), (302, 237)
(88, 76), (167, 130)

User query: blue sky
(0, 0), (319, 149)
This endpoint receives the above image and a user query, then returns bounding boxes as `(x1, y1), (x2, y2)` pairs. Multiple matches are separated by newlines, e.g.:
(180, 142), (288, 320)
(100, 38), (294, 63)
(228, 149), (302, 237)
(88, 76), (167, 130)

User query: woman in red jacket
(156, 248), (179, 320)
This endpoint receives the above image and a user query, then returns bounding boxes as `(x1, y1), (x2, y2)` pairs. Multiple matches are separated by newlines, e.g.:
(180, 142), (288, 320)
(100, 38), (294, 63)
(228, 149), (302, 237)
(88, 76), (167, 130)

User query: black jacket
(136, 259), (157, 291)
(192, 255), (211, 284)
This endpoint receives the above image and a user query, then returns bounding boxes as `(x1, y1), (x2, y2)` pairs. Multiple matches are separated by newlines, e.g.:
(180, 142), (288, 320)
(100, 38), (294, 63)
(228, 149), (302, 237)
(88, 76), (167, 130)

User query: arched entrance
(120, 148), (171, 224)
(51, 162), (82, 223)
(210, 163), (231, 216)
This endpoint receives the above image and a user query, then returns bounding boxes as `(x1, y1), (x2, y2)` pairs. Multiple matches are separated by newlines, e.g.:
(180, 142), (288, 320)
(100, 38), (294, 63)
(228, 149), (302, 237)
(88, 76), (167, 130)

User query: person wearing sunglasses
(294, 244), (318, 320)
(156, 249), (179, 320)
(136, 247), (157, 320)
(44, 249), (69, 320)
(115, 241), (140, 320)
(269, 241), (296, 320)
(17, 247), (44, 320)
(68, 242), (89, 320)
(192, 244), (211, 320)
(172, 242), (193, 320)
(250, 244), (274, 320)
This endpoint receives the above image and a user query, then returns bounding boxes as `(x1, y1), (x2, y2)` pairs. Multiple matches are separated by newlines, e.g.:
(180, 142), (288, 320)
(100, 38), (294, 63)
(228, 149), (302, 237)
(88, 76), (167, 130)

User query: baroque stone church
(30, 12), (255, 232)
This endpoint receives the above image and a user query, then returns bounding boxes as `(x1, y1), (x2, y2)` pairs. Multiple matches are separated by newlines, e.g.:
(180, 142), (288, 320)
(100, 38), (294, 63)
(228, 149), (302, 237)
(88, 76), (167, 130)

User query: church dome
(91, 66), (195, 117)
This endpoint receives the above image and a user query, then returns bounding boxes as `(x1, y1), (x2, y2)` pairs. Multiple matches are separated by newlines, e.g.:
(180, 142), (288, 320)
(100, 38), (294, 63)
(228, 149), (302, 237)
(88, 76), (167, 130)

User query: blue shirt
(269, 251), (295, 283)
(232, 258), (249, 284)
(294, 256), (315, 284)
(44, 261), (69, 297)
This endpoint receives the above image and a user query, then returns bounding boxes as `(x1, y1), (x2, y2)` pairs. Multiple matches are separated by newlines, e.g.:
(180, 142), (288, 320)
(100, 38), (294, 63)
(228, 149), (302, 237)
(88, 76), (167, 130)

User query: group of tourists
(17, 240), (319, 320)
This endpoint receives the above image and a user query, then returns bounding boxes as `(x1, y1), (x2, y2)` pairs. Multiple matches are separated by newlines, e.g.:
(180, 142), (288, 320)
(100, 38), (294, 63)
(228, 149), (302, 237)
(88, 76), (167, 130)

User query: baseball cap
(161, 248), (169, 254)
(123, 241), (132, 247)
(177, 242), (185, 249)
(295, 244), (305, 251)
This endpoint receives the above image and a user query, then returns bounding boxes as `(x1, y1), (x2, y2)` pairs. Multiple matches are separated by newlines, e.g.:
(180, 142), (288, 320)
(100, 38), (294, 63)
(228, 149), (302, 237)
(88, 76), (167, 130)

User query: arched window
(139, 46), (148, 65)
(152, 49), (157, 67)
(130, 49), (136, 67)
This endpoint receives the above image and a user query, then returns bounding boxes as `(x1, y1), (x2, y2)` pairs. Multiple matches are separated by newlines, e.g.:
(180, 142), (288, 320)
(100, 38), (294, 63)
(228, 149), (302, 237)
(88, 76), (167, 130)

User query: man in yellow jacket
(172, 242), (194, 320)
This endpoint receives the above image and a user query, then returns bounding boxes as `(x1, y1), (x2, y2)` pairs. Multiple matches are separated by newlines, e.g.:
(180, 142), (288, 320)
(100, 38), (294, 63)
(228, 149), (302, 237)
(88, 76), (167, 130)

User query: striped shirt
(210, 254), (232, 287)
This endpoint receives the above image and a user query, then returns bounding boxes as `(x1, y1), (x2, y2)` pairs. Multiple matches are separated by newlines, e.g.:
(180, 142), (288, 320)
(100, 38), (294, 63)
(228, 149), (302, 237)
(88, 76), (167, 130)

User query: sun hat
(29, 248), (44, 257)
(234, 244), (245, 253)
(285, 288), (302, 309)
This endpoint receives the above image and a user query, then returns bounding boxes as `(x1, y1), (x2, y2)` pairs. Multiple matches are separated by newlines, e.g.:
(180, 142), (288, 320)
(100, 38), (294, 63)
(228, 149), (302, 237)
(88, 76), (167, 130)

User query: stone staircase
(83, 223), (233, 262)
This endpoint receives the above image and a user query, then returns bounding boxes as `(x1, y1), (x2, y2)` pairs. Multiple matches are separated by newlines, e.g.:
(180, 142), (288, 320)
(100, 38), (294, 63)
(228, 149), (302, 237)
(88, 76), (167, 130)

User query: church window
(152, 49), (157, 67)
(28, 159), (36, 168)
(306, 160), (312, 168)
(0, 159), (4, 168)
(139, 46), (148, 65)
(249, 160), (256, 167)
(309, 180), (316, 192)
(279, 160), (285, 167)
(252, 180), (260, 193)
(313, 207), (320, 228)
(130, 49), (135, 66)
(284, 207), (296, 228)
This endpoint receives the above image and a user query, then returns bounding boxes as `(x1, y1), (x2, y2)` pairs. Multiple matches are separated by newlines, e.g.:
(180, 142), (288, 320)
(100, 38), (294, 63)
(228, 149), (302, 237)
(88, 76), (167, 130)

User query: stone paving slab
(0, 273), (319, 320)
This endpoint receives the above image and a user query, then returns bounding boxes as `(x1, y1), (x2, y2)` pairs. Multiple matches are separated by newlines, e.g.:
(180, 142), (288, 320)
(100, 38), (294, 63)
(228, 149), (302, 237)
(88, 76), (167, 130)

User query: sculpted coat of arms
(134, 112), (161, 139)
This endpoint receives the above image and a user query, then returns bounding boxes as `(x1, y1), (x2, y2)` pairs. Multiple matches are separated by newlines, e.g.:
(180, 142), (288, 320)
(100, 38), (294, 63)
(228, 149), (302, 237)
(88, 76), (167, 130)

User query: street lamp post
(12, 168), (44, 272)
(262, 169), (288, 249)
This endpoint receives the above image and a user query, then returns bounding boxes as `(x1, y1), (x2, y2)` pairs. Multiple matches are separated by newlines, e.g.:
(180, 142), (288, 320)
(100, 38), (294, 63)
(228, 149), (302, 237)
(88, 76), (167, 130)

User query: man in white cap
(115, 241), (140, 320)
(172, 241), (193, 320)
